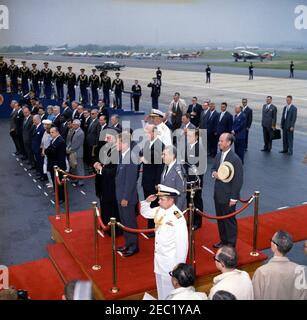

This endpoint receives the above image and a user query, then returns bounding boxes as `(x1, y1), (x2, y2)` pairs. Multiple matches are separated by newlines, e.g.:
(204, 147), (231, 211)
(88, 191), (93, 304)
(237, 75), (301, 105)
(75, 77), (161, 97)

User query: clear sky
(0, 0), (306, 47)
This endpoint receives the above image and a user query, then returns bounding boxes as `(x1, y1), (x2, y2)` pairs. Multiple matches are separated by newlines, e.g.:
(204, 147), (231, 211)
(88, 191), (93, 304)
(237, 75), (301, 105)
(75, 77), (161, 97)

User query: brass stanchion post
(188, 188), (196, 272)
(250, 191), (260, 256)
(110, 218), (119, 293)
(92, 202), (101, 270)
(63, 175), (72, 233)
(54, 166), (60, 220)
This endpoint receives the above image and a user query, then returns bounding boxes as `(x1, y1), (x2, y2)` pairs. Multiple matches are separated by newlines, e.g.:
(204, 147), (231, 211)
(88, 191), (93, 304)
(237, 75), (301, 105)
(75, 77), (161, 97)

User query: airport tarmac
(0, 60), (306, 267)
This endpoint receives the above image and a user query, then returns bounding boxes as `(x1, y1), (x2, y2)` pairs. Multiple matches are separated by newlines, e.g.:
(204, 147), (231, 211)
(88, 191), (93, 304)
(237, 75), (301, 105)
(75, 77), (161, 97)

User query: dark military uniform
(53, 67), (65, 100)
(111, 75), (124, 109)
(131, 83), (142, 111)
(156, 68), (162, 86)
(205, 65), (211, 83)
(249, 64), (254, 80)
(0, 58), (8, 92)
(147, 80), (161, 108)
(41, 66), (53, 98)
(290, 62), (294, 78)
(100, 72), (111, 107)
(19, 63), (31, 95)
(30, 66), (41, 98)
(77, 72), (88, 104)
(8, 61), (19, 93)
(89, 71), (100, 106)
(65, 68), (76, 101)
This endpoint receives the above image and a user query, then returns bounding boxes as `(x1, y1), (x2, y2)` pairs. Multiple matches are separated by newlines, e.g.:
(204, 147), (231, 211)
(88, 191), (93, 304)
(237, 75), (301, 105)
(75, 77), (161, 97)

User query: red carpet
(238, 205), (307, 250)
(49, 210), (267, 300)
(8, 258), (64, 300)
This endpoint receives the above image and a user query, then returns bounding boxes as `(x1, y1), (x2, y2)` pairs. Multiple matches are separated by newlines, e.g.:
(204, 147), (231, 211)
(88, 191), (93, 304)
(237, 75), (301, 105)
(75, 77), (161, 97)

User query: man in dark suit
(232, 106), (247, 164)
(161, 145), (186, 211)
(14, 103), (25, 157)
(45, 127), (67, 202)
(261, 96), (277, 152)
(184, 129), (206, 230)
(97, 99), (109, 124)
(9, 100), (21, 155)
(110, 114), (122, 131)
(280, 95), (297, 156)
(212, 133), (243, 248)
(61, 101), (73, 121)
(141, 124), (165, 233)
(242, 98), (253, 151)
(199, 101), (210, 129)
(187, 97), (202, 127)
(249, 63), (254, 80)
(207, 102), (219, 157)
(86, 109), (100, 167)
(131, 80), (142, 112)
(115, 132), (139, 257)
(22, 106), (35, 168)
(31, 115), (45, 180)
(205, 64), (211, 83)
(217, 102), (233, 137)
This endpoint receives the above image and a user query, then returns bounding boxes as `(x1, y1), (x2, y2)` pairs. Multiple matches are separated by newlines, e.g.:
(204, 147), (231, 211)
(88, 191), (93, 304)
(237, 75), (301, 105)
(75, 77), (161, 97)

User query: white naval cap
(156, 184), (180, 197)
(42, 119), (52, 125)
(149, 109), (164, 118)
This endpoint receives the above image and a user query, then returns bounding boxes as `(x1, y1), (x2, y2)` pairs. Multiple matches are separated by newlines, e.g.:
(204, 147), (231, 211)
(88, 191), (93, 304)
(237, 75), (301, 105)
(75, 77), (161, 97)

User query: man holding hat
(111, 72), (124, 109)
(30, 63), (40, 98)
(0, 56), (8, 92)
(19, 61), (31, 95)
(66, 66), (76, 102)
(53, 66), (65, 100)
(77, 69), (88, 104)
(211, 133), (243, 248)
(8, 59), (19, 93)
(140, 184), (188, 300)
(41, 62), (53, 99)
(89, 68), (100, 106)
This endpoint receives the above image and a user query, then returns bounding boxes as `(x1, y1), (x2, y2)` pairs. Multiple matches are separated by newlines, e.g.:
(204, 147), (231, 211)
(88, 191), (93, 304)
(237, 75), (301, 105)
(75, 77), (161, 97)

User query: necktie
(163, 165), (169, 180)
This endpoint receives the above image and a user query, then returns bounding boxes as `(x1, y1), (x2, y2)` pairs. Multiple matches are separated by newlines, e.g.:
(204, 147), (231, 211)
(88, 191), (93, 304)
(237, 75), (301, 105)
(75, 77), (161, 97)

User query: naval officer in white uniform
(148, 109), (172, 146)
(140, 184), (188, 300)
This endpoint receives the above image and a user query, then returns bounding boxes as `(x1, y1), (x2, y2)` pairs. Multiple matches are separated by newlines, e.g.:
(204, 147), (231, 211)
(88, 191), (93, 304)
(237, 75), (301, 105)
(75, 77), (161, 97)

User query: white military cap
(156, 184), (180, 197)
(149, 109), (164, 118)
(42, 119), (52, 125)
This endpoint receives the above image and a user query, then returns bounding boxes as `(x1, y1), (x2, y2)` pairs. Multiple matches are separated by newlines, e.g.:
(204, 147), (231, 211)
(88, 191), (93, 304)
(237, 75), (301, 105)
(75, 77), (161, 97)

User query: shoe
(122, 249), (139, 257)
(213, 242), (224, 249)
(116, 246), (129, 253)
(279, 150), (288, 153)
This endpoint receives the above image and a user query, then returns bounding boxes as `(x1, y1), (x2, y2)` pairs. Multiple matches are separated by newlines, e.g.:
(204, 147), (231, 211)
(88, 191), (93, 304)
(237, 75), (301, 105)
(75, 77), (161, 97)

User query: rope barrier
(57, 168), (95, 180)
(195, 196), (254, 220)
(116, 222), (155, 234)
(55, 174), (65, 186)
(95, 208), (111, 232)
(239, 196), (254, 204)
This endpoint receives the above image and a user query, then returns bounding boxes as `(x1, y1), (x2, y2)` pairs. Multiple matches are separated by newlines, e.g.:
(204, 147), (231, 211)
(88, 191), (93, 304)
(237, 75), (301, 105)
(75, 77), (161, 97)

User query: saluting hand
(146, 195), (157, 203)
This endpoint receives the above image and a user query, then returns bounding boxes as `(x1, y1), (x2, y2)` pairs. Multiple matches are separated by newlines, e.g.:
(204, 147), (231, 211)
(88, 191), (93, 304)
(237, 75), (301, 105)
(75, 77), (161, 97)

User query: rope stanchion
(63, 175), (72, 234)
(188, 203), (196, 272)
(57, 168), (95, 180)
(92, 202), (101, 271)
(250, 191), (260, 257)
(53, 166), (61, 220)
(196, 196), (254, 220)
(116, 222), (155, 234)
(96, 208), (111, 232)
(110, 218), (119, 293)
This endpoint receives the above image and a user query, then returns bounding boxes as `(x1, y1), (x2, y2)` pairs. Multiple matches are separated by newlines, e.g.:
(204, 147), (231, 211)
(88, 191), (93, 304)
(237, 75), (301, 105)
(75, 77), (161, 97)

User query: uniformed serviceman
(53, 65), (65, 100)
(19, 61), (30, 95)
(41, 62), (53, 98)
(0, 56), (8, 92)
(30, 63), (41, 98)
(131, 79), (142, 112)
(205, 64), (211, 83)
(248, 62), (254, 80)
(147, 77), (161, 109)
(148, 109), (172, 146)
(111, 72), (124, 109)
(77, 68), (88, 105)
(8, 59), (19, 93)
(100, 70), (111, 107)
(140, 184), (188, 300)
(65, 66), (76, 102)
(89, 68), (100, 106)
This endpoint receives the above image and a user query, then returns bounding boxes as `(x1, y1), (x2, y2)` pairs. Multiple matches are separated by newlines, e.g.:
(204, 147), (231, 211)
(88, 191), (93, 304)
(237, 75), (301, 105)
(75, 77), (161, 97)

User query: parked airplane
(232, 50), (276, 62)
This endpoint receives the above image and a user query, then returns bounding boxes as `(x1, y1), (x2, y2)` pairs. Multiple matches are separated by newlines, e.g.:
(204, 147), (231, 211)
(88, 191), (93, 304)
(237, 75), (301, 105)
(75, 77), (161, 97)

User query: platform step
(48, 243), (88, 283)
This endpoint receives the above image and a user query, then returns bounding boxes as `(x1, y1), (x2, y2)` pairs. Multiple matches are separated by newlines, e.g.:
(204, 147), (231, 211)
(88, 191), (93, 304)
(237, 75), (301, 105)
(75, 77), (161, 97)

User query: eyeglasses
(213, 255), (221, 264)
(169, 271), (174, 277)
(271, 239), (279, 247)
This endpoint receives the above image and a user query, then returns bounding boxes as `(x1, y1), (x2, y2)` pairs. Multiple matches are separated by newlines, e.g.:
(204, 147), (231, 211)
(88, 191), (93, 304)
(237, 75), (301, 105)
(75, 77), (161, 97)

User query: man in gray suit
(67, 119), (85, 187)
(280, 95), (297, 156)
(22, 106), (35, 169)
(86, 109), (100, 167)
(212, 133), (243, 248)
(161, 146), (186, 211)
(115, 132), (139, 257)
(261, 96), (277, 152)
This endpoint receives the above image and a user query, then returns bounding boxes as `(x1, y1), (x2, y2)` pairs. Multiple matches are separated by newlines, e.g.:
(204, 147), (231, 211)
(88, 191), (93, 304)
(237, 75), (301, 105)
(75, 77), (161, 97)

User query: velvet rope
(195, 197), (254, 220)
(57, 168), (95, 180)
(97, 215), (111, 232)
(239, 196), (254, 204)
(55, 174), (65, 186)
(116, 222), (155, 234)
